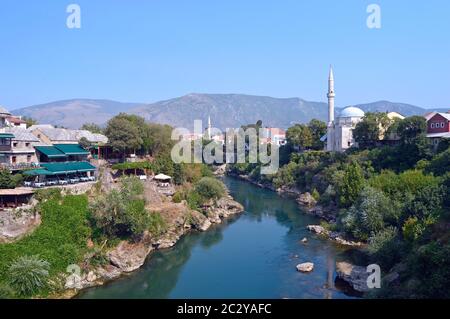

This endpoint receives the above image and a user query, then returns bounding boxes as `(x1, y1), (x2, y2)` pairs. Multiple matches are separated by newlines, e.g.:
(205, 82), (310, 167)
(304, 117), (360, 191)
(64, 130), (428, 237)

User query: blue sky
(0, 0), (449, 109)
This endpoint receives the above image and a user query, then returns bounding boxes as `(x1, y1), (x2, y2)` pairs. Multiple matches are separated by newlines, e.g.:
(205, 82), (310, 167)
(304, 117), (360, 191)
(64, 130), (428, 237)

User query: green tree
(341, 186), (395, 240)
(8, 255), (50, 297)
(80, 123), (103, 134)
(89, 176), (153, 238)
(426, 148), (450, 176)
(286, 124), (313, 150)
(398, 116), (427, 143)
(22, 116), (38, 128)
(194, 177), (226, 200)
(338, 162), (365, 208)
(78, 137), (92, 150)
(308, 119), (327, 150)
(0, 170), (22, 189)
(147, 123), (174, 156)
(105, 114), (143, 157)
(353, 112), (391, 149)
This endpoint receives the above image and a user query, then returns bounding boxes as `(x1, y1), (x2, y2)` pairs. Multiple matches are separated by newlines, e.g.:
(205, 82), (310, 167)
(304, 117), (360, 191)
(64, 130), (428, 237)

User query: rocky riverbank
(61, 186), (244, 298)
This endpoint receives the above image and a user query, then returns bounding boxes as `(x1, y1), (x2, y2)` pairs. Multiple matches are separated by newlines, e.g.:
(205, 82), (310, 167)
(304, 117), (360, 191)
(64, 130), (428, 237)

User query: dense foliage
(104, 113), (173, 157)
(228, 115), (450, 298)
(0, 170), (23, 189)
(8, 255), (50, 297)
(89, 176), (166, 240)
(0, 195), (91, 298)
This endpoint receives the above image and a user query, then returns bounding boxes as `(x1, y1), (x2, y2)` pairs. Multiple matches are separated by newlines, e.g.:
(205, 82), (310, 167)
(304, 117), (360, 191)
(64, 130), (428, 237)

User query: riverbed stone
(297, 192), (317, 207)
(297, 262), (314, 273)
(108, 241), (153, 273)
(306, 225), (329, 235)
(301, 237), (308, 243)
(335, 261), (369, 292)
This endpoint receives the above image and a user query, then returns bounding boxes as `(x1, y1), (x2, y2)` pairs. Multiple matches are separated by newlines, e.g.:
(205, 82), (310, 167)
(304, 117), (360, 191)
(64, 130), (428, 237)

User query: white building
(325, 67), (365, 152)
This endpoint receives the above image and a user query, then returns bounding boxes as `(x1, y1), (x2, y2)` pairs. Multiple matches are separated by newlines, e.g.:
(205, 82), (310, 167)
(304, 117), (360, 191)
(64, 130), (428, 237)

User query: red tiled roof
(7, 116), (26, 124)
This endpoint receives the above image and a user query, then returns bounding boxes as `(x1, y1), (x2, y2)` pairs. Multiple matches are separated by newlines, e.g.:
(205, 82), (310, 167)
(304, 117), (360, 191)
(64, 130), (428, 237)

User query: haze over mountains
(12, 94), (447, 130)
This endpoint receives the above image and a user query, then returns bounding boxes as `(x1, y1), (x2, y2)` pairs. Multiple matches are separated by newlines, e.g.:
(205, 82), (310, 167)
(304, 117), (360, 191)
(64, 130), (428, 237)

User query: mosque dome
(339, 106), (365, 118)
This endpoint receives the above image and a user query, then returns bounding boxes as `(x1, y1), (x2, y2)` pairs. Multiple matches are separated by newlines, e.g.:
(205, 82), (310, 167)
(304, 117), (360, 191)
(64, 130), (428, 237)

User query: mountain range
(11, 94), (448, 130)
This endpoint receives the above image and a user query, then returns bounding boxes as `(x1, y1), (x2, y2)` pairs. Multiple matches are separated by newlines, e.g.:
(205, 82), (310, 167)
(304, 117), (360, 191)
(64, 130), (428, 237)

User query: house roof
(74, 130), (108, 144)
(34, 127), (79, 142)
(0, 133), (15, 139)
(2, 128), (40, 142)
(427, 132), (450, 139)
(34, 146), (67, 158)
(23, 169), (55, 176)
(0, 106), (11, 115)
(54, 144), (89, 155)
(7, 116), (26, 124)
(431, 112), (450, 121)
(40, 162), (96, 174)
(28, 124), (55, 130)
(30, 126), (108, 144)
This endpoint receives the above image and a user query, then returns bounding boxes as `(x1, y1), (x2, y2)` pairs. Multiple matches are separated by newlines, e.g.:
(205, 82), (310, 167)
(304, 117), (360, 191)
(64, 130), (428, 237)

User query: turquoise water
(78, 177), (355, 299)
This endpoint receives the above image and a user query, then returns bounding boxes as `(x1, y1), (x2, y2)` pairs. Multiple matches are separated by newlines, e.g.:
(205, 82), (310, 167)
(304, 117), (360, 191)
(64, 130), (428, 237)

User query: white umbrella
(154, 173), (172, 180)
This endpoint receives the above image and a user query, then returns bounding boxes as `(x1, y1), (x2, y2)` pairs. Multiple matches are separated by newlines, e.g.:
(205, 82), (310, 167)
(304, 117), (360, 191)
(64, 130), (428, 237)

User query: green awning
(35, 146), (67, 158)
(54, 144), (89, 156)
(23, 169), (54, 176)
(0, 133), (15, 139)
(40, 162), (96, 174)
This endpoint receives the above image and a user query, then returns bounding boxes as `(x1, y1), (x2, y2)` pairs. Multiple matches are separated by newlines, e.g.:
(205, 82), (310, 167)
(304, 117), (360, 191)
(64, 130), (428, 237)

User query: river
(78, 177), (358, 299)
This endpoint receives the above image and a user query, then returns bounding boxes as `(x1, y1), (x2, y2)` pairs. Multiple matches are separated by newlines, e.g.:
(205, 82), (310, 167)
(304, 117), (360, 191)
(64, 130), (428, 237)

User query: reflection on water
(79, 177), (357, 299)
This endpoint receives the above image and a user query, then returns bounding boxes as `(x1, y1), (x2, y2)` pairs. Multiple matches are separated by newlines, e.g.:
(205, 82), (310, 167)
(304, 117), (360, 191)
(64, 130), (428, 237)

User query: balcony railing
(0, 162), (40, 170)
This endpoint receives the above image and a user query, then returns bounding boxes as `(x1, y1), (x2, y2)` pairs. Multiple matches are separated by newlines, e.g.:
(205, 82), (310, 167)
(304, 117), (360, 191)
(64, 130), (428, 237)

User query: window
(431, 123), (435, 128)
(441, 122), (445, 128)
(27, 155), (32, 162)
(13, 142), (18, 147)
(25, 142), (30, 147)
(12, 156), (17, 163)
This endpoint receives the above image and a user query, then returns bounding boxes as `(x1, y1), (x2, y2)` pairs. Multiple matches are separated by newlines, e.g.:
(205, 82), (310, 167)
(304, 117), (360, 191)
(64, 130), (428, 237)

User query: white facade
(326, 68), (364, 152)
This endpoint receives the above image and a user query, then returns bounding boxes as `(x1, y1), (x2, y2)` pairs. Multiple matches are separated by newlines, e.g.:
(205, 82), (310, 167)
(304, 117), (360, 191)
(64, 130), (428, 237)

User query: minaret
(326, 66), (335, 152)
(207, 116), (212, 140)
(327, 66), (335, 124)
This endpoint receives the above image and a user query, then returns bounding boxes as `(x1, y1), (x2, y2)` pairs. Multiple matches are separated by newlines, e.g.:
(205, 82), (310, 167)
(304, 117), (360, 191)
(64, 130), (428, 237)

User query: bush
(194, 177), (226, 200)
(8, 255), (50, 297)
(402, 216), (434, 243)
(409, 242), (450, 298)
(187, 190), (204, 210)
(369, 169), (439, 200)
(0, 283), (15, 299)
(90, 176), (155, 239)
(311, 188), (320, 201)
(367, 227), (401, 268)
(338, 162), (365, 208)
(404, 184), (445, 222)
(426, 148), (450, 176)
(34, 188), (63, 202)
(341, 186), (399, 241)
(0, 195), (90, 297)
(0, 170), (23, 189)
(147, 212), (167, 237)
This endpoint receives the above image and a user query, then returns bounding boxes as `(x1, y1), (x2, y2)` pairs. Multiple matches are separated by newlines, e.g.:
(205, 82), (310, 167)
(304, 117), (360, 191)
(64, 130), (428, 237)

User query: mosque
(324, 67), (365, 152)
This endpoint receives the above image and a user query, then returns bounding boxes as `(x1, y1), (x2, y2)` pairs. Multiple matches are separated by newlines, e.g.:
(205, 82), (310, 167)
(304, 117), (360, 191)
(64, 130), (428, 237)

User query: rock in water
(297, 192), (317, 207)
(335, 261), (369, 292)
(301, 237), (308, 243)
(306, 225), (329, 235)
(296, 262), (314, 273)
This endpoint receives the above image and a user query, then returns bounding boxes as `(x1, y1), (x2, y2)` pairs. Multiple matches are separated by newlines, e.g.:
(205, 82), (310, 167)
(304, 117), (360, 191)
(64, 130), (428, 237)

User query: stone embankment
(64, 180), (244, 296)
